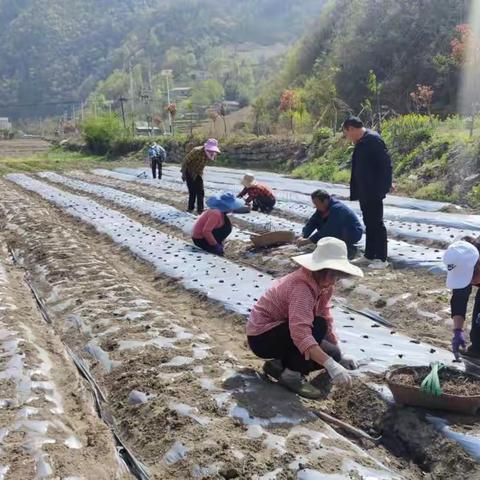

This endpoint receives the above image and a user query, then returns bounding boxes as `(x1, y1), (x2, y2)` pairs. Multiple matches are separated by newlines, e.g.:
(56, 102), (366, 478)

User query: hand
(339, 355), (359, 370)
(213, 243), (224, 256)
(296, 238), (311, 247)
(391, 183), (397, 193)
(452, 329), (466, 361)
(323, 357), (353, 387)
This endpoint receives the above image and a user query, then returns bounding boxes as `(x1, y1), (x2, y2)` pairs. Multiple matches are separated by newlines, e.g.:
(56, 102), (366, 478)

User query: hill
(0, 0), (327, 119)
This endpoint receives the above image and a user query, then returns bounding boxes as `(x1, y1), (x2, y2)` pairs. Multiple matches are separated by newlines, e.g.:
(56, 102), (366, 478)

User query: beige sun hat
(241, 173), (256, 188)
(292, 237), (364, 277)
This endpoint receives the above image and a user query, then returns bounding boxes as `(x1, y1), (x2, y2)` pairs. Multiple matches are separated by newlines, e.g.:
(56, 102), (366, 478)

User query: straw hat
(241, 173), (256, 188)
(292, 237), (363, 276)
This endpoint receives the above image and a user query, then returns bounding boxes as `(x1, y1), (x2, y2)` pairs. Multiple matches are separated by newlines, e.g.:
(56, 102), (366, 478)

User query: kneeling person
(237, 173), (276, 214)
(192, 192), (243, 256)
(298, 189), (363, 260)
(246, 237), (363, 399)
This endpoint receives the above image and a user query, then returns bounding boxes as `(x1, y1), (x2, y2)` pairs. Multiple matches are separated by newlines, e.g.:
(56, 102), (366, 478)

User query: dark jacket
(350, 129), (392, 202)
(302, 198), (363, 245)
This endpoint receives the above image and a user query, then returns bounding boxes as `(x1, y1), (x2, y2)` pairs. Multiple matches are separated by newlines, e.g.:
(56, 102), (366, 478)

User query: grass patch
(0, 149), (113, 175)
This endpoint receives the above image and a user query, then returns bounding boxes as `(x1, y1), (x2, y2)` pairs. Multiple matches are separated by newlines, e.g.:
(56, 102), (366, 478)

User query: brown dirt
(3, 170), (480, 479)
(0, 138), (51, 157)
(391, 367), (480, 396)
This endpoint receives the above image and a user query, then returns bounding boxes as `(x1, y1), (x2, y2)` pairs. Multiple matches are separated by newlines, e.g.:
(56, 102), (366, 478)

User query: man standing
(181, 138), (220, 214)
(297, 189), (363, 260)
(343, 116), (392, 269)
(148, 142), (166, 180)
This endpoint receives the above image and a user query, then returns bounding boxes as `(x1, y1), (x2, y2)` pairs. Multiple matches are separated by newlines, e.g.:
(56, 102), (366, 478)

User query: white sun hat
(292, 237), (363, 277)
(241, 173), (256, 188)
(443, 240), (479, 289)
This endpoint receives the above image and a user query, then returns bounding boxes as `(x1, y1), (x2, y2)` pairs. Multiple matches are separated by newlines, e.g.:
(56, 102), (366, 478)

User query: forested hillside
(0, 0), (326, 118)
(258, 0), (470, 129)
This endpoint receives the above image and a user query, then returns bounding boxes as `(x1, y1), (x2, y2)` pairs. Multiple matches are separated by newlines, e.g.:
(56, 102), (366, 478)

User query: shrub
(383, 114), (435, 157)
(414, 181), (451, 201)
(81, 113), (124, 155)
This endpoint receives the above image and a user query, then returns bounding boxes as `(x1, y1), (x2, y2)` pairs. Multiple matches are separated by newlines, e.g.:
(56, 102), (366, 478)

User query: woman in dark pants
(246, 237), (364, 399)
(192, 192), (244, 255)
(443, 238), (480, 361)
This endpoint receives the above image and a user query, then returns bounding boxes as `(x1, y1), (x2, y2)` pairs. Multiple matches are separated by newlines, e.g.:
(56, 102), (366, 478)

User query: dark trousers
(151, 158), (162, 179)
(360, 198), (388, 261)
(193, 238), (221, 255)
(248, 317), (340, 375)
(186, 173), (204, 213)
(471, 289), (480, 351)
(252, 196), (276, 214)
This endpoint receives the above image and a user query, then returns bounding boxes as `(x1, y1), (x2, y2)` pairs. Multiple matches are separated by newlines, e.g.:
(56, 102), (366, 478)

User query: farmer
(343, 116), (392, 270)
(443, 238), (480, 361)
(192, 192), (243, 255)
(246, 237), (363, 398)
(181, 138), (220, 214)
(148, 142), (166, 180)
(296, 189), (363, 259)
(237, 173), (276, 214)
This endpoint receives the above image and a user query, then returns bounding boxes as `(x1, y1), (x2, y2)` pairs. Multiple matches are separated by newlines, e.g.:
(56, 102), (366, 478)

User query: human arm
(302, 213), (320, 240)
(237, 187), (247, 199)
(202, 211), (222, 246)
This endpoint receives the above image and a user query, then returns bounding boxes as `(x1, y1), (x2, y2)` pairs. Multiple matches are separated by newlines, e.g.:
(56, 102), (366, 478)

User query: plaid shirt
(238, 183), (275, 204)
(181, 146), (209, 179)
(246, 267), (337, 354)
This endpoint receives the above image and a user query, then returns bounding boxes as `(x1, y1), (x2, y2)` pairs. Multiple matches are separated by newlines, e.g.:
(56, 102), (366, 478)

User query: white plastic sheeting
(0, 258), (85, 478)
(8, 174), (456, 373)
(91, 169), (446, 270)
(38, 172), (250, 242)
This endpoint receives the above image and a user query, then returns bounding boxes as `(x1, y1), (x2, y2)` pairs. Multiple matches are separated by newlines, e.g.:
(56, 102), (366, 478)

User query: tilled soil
(2, 170), (480, 479)
(0, 244), (129, 479)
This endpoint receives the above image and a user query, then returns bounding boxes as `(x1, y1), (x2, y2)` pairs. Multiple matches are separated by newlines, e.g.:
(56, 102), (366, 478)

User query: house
(134, 121), (163, 136)
(0, 117), (11, 131)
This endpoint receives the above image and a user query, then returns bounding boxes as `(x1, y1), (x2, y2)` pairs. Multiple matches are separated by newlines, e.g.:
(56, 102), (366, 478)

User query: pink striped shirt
(192, 209), (225, 246)
(246, 267), (337, 354)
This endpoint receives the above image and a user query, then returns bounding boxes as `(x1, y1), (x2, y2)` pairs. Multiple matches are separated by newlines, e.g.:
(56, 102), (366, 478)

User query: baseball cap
(443, 240), (479, 289)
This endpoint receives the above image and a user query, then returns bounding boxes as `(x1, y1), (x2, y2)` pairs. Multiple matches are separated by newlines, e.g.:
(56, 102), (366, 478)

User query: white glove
(339, 355), (359, 370)
(323, 357), (353, 387)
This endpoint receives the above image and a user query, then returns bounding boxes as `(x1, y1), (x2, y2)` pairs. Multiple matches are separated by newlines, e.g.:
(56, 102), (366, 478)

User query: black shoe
(461, 346), (480, 360)
(262, 359), (283, 380)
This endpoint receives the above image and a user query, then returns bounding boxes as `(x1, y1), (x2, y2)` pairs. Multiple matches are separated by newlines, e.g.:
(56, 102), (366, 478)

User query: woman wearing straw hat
(192, 192), (244, 255)
(443, 238), (480, 362)
(181, 138), (221, 214)
(246, 237), (363, 398)
(237, 173), (276, 214)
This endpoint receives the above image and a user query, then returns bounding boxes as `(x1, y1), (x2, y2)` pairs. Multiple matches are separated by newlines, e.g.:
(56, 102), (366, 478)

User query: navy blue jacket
(350, 130), (392, 202)
(302, 198), (363, 245)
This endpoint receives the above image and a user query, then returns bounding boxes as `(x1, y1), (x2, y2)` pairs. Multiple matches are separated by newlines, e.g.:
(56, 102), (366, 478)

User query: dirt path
(0, 244), (129, 479)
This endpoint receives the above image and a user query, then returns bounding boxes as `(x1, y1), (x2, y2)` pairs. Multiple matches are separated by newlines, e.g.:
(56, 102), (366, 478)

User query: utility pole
(129, 59), (136, 132)
(118, 97), (127, 129)
(161, 69), (173, 134)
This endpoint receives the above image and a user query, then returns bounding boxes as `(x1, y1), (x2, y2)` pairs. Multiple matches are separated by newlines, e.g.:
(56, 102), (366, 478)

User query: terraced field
(1, 164), (480, 479)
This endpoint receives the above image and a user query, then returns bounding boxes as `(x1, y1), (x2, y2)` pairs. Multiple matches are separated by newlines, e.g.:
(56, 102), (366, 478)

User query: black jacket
(350, 130), (392, 202)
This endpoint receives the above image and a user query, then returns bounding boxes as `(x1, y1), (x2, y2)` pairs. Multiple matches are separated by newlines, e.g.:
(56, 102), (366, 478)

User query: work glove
(323, 357), (353, 387)
(452, 328), (466, 361)
(339, 355), (359, 370)
(213, 243), (224, 256)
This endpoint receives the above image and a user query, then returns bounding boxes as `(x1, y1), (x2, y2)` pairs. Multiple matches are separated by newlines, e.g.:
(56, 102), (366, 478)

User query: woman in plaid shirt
(247, 237), (363, 398)
(237, 173), (276, 213)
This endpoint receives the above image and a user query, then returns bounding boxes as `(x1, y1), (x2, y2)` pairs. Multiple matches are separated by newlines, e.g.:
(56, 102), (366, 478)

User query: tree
(367, 70), (382, 130)
(279, 89), (299, 134)
(190, 80), (225, 112)
(410, 84), (434, 115)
